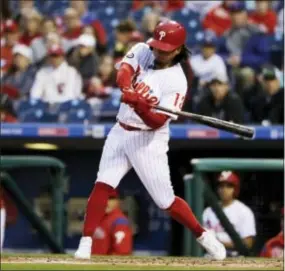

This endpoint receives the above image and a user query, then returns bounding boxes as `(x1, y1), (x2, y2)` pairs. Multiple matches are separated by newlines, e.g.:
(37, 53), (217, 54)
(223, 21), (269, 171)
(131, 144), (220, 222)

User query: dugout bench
(183, 158), (284, 257)
(0, 156), (66, 253)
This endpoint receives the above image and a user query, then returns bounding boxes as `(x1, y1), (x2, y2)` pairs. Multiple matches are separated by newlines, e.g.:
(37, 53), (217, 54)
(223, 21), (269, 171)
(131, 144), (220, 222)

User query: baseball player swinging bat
(154, 104), (255, 139)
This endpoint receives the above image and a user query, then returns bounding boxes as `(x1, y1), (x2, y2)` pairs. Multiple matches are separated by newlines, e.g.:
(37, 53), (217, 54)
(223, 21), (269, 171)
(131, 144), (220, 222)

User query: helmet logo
(221, 171), (232, 179)
(158, 31), (166, 40)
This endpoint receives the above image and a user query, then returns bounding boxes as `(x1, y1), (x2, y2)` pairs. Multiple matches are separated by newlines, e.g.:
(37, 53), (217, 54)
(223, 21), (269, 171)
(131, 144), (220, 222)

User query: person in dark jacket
(250, 65), (284, 125)
(196, 72), (245, 124)
(2, 44), (37, 99)
(218, 2), (270, 72)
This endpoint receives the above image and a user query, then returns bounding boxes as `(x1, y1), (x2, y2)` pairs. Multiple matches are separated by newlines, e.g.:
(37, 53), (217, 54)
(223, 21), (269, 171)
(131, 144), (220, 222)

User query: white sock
(0, 208), (6, 251)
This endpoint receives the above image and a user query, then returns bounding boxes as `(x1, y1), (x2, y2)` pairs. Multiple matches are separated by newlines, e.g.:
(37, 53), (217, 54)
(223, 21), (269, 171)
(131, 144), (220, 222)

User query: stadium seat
(269, 33), (284, 69)
(57, 99), (91, 113)
(65, 108), (92, 123)
(19, 109), (58, 123)
(171, 9), (203, 48)
(100, 89), (121, 120)
(57, 100), (92, 123)
(16, 99), (49, 115)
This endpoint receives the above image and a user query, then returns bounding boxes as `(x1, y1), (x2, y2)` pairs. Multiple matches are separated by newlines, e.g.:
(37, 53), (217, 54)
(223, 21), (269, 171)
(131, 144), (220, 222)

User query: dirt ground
(1, 255), (283, 270)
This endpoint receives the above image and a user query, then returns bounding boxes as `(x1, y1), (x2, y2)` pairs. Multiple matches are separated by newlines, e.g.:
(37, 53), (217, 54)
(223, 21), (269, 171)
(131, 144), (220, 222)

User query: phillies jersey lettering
(115, 43), (187, 130)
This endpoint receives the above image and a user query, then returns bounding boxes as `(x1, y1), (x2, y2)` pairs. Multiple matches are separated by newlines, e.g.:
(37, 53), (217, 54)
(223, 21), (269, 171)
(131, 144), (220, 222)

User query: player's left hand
(135, 96), (152, 113)
(121, 90), (139, 106)
(121, 91), (153, 112)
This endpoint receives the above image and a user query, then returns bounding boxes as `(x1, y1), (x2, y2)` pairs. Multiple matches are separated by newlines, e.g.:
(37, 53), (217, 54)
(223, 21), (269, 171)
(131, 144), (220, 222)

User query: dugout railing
(0, 156), (66, 253)
(183, 158), (284, 257)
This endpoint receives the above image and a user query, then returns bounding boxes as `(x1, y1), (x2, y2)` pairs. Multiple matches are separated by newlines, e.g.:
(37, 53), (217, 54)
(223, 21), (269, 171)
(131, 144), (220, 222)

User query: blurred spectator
(203, 171), (256, 257)
(186, 0), (222, 19)
(202, 0), (235, 36)
(31, 18), (68, 65)
(218, 2), (270, 71)
(250, 65), (284, 125)
(19, 9), (43, 46)
(141, 11), (161, 40)
(30, 44), (83, 104)
(1, 20), (20, 76)
(196, 72), (244, 123)
(14, 0), (37, 24)
(113, 19), (137, 62)
(70, 0), (96, 25)
(70, 0), (107, 55)
(164, 0), (185, 12)
(0, 94), (18, 123)
(63, 8), (83, 43)
(126, 30), (145, 51)
(260, 207), (284, 258)
(132, 0), (161, 11)
(190, 32), (227, 90)
(82, 25), (95, 36)
(91, 189), (133, 255)
(2, 44), (36, 99)
(68, 34), (99, 84)
(87, 55), (116, 98)
(97, 55), (116, 87)
(0, 0), (11, 20)
(248, 0), (277, 34)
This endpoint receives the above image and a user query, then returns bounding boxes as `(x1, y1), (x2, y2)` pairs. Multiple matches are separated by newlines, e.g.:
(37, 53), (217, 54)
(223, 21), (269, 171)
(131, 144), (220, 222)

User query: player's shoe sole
(74, 236), (92, 260)
(197, 230), (226, 260)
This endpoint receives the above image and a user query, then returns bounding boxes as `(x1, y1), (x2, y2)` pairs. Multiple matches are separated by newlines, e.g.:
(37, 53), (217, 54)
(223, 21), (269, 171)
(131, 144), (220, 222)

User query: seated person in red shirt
(202, 0), (234, 36)
(1, 19), (20, 76)
(92, 189), (133, 255)
(248, 0), (277, 34)
(260, 207), (284, 258)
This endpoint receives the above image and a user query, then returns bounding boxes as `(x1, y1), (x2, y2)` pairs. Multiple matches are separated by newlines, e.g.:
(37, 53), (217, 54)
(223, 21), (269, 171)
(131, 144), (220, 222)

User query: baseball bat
(154, 104), (255, 139)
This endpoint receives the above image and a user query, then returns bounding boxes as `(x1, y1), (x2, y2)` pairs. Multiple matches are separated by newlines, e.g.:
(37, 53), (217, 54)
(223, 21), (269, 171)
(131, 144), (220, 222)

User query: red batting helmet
(147, 20), (186, 52)
(218, 171), (240, 197)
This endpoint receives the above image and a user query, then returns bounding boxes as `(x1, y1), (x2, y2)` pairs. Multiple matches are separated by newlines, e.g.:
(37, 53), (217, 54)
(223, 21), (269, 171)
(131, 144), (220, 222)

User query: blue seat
(19, 109), (58, 123)
(171, 9), (202, 48)
(40, 0), (69, 16)
(57, 100), (91, 113)
(16, 99), (49, 115)
(57, 100), (92, 123)
(100, 90), (121, 117)
(65, 108), (92, 123)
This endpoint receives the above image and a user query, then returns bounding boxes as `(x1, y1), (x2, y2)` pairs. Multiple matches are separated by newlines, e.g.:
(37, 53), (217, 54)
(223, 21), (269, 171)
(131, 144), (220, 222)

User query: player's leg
(126, 132), (226, 260)
(75, 124), (132, 259)
(125, 132), (205, 233)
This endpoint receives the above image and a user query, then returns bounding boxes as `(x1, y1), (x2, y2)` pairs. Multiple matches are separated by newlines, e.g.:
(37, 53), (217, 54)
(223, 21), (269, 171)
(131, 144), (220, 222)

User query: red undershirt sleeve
(116, 63), (135, 90)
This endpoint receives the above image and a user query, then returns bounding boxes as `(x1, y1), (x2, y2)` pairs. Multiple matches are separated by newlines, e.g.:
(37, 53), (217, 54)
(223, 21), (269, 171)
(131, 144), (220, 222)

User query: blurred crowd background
(1, 0), (284, 125)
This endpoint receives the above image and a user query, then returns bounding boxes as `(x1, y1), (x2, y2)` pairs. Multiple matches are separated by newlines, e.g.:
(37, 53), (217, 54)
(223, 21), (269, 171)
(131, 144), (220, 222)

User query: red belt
(119, 121), (152, 131)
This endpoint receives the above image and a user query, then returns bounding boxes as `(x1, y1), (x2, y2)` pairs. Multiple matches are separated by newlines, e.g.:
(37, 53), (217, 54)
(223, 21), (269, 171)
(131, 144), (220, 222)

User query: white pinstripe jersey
(115, 43), (187, 131)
